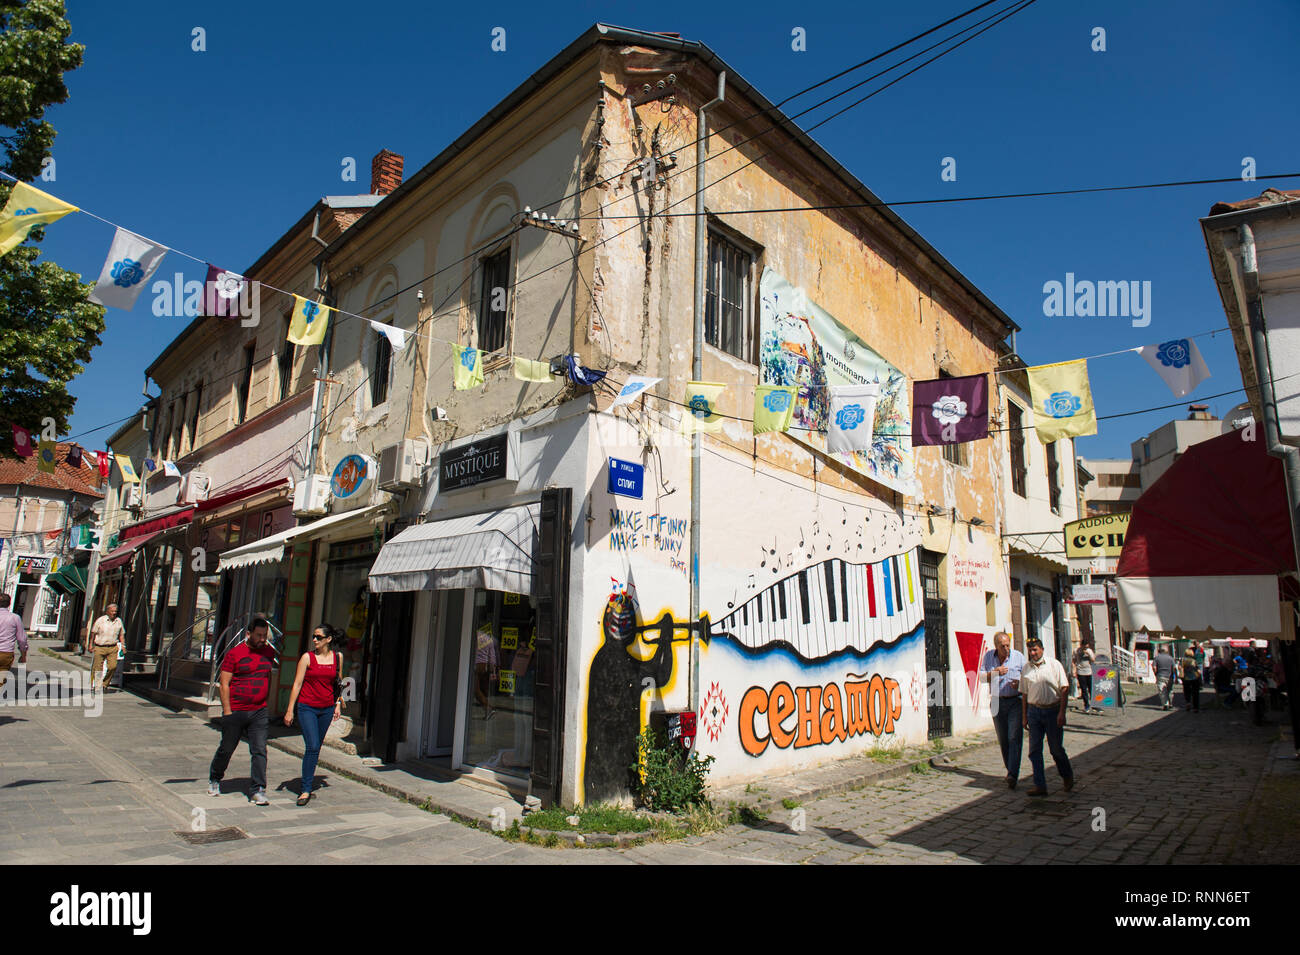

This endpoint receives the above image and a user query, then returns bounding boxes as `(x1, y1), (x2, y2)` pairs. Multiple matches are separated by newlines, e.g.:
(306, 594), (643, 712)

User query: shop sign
(1068, 584), (1106, 604)
(439, 433), (509, 491)
(607, 457), (644, 499)
(1106, 580), (1117, 600)
(1092, 665), (1119, 709)
(1064, 513), (1130, 559)
(331, 455), (371, 500)
(1068, 556), (1117, 575)
(16, 555), (51, 575)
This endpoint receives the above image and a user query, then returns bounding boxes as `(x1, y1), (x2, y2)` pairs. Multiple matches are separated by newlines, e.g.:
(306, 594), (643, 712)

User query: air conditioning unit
(293, 474), (331, 516)
(377, 440), (429, 491)
(125, 484), (143, 510)
(179, 471), (210, 504)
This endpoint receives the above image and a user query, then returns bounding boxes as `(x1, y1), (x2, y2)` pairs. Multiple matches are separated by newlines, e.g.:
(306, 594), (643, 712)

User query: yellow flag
(0, 182), (78, 258)
(114, 453), (140, 484)
(287, 295), (332, 346)
(753, 384), (796, 435)
(680, 381), (726, 434)
(36, 440), (58, 474)
(513, 357), (551, 382)
(454, 345), (484, 390)
(1026, 359), (1097, 442)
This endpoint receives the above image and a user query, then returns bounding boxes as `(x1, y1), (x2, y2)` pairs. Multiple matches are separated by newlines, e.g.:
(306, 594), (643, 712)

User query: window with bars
(920, 550), (942, 601)
(704, 230), (754, 363)
(278, 316), (295, 402)
(1045, 440), (1062, 514)
(371, 330), (392, 406)
(236, 343), (255, 425)
(477, 249), (511, 354)
(1008, 401), (1027, 498)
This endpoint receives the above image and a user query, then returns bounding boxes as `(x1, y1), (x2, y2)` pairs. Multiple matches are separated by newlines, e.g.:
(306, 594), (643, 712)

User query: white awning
(1116, 575), (1283, 638)
(368, 504), (539, 594)
(218, 504), (390, 572)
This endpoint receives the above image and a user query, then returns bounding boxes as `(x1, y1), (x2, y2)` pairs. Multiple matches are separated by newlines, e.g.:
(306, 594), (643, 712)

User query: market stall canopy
(98, 529), (166, 573)
(217, 504), (389, 572)
(44, 561), (89, 596)
(368, 504), (539, 595)
(1116, 429), (1296, 638)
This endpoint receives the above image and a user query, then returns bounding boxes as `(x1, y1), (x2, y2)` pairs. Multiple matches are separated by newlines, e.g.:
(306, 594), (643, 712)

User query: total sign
(331, 454), (375, 500)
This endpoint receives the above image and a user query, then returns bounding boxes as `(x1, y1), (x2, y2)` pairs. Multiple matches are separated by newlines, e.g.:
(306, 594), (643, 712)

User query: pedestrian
(87, 604), (125, 691)
(1072, 642), (1096, 714)
(283, 624), (343, 806)
(1213, 656), (1236, 707)
(1020, 636), (1074, 797)
(0, 593), (27, 689)
(1181, 648), (1201, 713)
(208, 618), (276, 805)
(978, 631), (1025, 789)
(1153, 645), (1177, 710)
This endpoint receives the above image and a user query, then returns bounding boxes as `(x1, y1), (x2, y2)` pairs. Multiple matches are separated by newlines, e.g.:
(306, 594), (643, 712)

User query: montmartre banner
(758, 267), (914, 495)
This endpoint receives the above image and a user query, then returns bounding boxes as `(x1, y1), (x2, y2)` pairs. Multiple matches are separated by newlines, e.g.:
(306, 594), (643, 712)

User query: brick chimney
(370, 149), (404, 196)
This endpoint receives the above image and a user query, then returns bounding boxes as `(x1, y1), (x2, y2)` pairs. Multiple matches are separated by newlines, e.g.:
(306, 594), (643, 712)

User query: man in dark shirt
(1153, 647), (1177, 711)
(208, 619), (276, 804)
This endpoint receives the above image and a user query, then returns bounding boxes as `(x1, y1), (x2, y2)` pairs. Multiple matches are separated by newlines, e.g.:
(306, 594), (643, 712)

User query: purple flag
(66, 445), (83, 468)
(912, 374), (988, 446)
(204, 264), (247, 318)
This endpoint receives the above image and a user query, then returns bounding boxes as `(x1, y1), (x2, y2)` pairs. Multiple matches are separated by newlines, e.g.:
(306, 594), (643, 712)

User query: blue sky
(31, 0), (1300, 461)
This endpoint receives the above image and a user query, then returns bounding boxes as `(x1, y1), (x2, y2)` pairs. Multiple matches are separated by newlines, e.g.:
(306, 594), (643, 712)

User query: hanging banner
(288, 295), (332, 346)
(759, 267), (913, 494)
(912, 374), (988, 446)
(1136, 339), (1211, 399)
(89, 228), (167, 310)
(36, 440), (57, 474)
(1026, 359), (1097, 443)
(0, 181), (79, 258)
(609, 375), (661, 409)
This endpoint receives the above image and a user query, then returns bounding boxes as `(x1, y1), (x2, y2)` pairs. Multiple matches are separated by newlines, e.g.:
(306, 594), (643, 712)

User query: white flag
(369, 320), (407, 351)
(609, 375), (662, 409)
(89, 228), (167, 310)
(162, 460), (181, 477)
(827, 383), (880, 454)
(1136, 339), (1210, 399)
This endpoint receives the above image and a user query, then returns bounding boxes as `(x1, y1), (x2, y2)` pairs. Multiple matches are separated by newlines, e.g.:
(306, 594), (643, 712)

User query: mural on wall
(584, 584), (708, 804)
(759, 267), (914, 495)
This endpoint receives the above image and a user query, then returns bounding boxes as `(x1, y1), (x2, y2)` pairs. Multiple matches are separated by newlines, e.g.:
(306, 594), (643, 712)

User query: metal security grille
(704, 231), (753, 362)
(923, 593), (952, 739)
(477, 249), (511, 353)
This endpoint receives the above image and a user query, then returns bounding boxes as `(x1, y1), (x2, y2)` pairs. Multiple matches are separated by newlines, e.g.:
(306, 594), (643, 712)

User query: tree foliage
(0, 0), (104, 457)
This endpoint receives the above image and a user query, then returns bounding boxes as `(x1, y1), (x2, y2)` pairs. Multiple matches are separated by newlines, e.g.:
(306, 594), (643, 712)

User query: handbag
(332, 654), (344, 703)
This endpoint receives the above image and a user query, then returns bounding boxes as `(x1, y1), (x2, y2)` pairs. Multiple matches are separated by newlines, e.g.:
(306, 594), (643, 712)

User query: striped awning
(218, 504), (389, 572)
(368, 504), (539, 595)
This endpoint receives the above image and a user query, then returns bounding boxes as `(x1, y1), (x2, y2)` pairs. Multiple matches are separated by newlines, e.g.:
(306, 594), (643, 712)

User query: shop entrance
(463, 588), (537, 778)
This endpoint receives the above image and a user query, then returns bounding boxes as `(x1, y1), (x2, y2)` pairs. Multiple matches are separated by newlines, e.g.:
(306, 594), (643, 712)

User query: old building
(0, 443), (104, 642)
(199, 24), (1032, 806)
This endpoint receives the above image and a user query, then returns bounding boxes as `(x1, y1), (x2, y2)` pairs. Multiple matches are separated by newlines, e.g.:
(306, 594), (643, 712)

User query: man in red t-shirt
(208, 618), (277, 804)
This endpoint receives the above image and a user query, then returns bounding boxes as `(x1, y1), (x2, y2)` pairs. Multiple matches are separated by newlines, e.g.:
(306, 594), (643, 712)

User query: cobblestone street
(3, 644), (1295, 865)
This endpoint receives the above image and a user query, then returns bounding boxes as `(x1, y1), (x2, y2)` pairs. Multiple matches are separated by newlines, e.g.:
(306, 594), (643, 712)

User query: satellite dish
(1221, 401), (1254, 435)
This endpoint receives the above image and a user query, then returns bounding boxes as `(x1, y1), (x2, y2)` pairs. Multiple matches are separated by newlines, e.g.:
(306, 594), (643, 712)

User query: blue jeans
(297, 703), (335, 794)
(1026, 703), (1073, 791)
(990, 695), (1023, 778)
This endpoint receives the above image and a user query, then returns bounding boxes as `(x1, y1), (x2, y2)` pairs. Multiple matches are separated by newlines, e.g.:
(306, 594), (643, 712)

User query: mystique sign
(440, 433), (510, 492)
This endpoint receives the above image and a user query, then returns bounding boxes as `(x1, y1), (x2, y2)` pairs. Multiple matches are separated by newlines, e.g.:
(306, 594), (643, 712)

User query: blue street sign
(608, 457), (644, 499)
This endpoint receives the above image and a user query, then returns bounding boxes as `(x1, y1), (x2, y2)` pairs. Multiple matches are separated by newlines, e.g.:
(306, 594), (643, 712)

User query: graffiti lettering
(608, 508), (686, 556)
(739, 675), (902, 757)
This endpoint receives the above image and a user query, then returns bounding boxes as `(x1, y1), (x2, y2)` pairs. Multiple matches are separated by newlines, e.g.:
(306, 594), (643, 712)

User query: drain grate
(175, 827), (247, 845)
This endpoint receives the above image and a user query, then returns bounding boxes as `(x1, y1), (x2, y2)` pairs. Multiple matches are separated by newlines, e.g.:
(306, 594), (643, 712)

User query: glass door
(462, 589), (537, 778)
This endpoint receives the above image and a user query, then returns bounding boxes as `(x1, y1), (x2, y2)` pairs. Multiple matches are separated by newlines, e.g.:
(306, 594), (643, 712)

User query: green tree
(0, 0), (104, 457)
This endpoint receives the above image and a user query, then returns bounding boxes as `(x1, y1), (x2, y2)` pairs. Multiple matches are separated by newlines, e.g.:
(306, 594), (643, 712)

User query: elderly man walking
(88, 604), (126, 691)
(978, 631), (1025, 789)
(1021, 636), (1075, 797)
(0, 593), (28, 688)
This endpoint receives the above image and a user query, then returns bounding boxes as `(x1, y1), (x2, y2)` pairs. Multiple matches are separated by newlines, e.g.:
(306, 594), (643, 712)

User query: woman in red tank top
(284, 625), (343, 805)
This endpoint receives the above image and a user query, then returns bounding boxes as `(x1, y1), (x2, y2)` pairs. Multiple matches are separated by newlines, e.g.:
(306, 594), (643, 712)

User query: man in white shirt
(88, 604), (125, 691)
(1020, 636), (1075, 797)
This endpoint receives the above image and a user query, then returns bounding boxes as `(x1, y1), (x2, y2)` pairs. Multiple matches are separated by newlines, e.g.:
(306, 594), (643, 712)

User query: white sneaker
(207, 780), (220, 797)
(252, 789), (269, 806)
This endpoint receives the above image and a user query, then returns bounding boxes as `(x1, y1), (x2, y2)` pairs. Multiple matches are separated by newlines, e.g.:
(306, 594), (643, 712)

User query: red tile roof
(1209, 188), (1300, 216)
(0, 442), (105, 497)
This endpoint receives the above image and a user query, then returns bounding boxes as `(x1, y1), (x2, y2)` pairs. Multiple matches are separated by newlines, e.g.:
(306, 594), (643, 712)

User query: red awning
(195, 478), (290, 514)
(1116, 429), (1296, 636)
(119, 505), (196, 541)
(98, 529), (166, 572)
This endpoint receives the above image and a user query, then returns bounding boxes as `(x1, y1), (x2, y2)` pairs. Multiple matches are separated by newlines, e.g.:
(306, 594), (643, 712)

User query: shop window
(477, 248), (511, 354)
(464, 588), (536, 778)
(705, 229), (755, 363)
